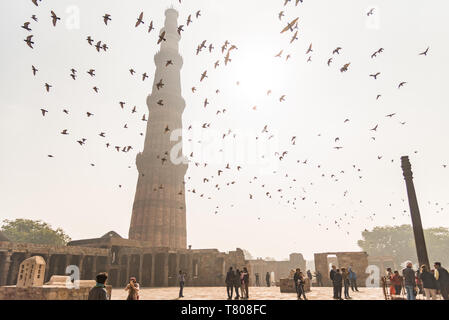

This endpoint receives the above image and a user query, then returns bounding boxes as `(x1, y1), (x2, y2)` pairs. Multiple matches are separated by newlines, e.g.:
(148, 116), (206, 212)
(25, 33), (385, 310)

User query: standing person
(333, 269), (343, 300)
(125, 277), (140, 300)
(307, 270), (313, 282)
(419, 265), (438, 300)
(88, 272), (109, 300)
(402, 262), (416, 300)
(225, 267), (234, 300)
(348, 267), (359, 292)
(293, 269), (307, 300)
(341, 268), (351, 299)
(178, 270), (186, 298)
(255, 273), (260, 287)
(434, 262), (449, 300)
(265, 272), (271, 287)
(234, 269), (241, 300)
(316, 271), (323, 287)
(293, 269), (302, 299)
(242, 267), (250, 299)
(330, 265), (337, 299)
(391, 271), (402, 296)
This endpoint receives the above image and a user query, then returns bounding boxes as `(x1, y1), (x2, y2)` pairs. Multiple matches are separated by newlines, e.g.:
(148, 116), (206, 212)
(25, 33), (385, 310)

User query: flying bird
(157, 31), (166, 44)
(156, 79), (164, 90)
(24, 35), (34, 48)
(398, 82), (407, 89)
(370, 72), (380, 79)
(136, 12), (144, 27)
(340, 63), (350, 72)
(306, 43), (313, 54)
(21, 22), (32, 31)
(419, 47), (430, 56)
(280, 17), (299, 33)
(103, 14), (111, 25)
(51, 11), (60, 27)
(148, 21), (154, 33)
(333, 47), (342, 55)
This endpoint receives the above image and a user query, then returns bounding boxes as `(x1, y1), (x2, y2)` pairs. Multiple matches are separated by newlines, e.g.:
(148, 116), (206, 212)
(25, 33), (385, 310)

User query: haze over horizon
(1, 0), (449, 261)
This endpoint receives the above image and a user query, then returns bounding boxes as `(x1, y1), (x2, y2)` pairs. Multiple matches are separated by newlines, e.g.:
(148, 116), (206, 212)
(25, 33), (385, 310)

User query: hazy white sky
(1, 0), (449, 261)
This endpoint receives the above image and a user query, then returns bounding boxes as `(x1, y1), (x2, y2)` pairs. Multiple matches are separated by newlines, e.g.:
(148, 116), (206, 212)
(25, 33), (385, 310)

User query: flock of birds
(19, 0), (448, 240)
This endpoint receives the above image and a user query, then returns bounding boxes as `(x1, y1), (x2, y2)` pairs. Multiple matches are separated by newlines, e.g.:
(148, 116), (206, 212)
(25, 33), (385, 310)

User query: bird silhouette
(51, 11), (60, 27)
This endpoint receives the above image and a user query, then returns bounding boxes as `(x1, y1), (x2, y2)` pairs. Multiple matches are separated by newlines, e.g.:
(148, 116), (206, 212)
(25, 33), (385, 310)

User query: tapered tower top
(160, 8), (181, 51)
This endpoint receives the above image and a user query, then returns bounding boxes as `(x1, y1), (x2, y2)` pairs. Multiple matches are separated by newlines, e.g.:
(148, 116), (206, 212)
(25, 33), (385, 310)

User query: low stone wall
(0, 285), (112, 300)
(279, 278), (311, 293)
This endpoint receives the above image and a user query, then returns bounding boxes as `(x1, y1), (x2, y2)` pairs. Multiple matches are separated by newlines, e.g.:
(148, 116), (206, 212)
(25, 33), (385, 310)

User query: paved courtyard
(111, 286), (385, 300)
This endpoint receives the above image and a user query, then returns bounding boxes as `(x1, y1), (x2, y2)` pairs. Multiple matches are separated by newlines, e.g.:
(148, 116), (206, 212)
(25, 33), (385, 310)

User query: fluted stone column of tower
(129, 8), (187, 249)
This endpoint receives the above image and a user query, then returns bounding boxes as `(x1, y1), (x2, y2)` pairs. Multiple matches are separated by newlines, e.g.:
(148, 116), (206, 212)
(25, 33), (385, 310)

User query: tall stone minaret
(129, 8), (187, 249)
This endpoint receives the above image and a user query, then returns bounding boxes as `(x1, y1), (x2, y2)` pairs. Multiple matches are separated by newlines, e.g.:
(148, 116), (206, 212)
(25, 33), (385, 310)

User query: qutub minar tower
(128, 8), (187, 249)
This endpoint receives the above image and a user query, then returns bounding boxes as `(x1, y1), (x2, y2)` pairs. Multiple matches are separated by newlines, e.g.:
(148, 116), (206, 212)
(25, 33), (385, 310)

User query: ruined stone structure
(314, 252), (369, 287)
(0, 239), (109, 287)
(129, 8), (187, 249)
(16, 256), (46, 288)
(247, 253), (306, 286)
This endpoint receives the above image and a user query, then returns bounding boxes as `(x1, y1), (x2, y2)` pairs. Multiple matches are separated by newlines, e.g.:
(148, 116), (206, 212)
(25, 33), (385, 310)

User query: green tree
(358, 224), (449, 267)
(1, 219), (71, 246)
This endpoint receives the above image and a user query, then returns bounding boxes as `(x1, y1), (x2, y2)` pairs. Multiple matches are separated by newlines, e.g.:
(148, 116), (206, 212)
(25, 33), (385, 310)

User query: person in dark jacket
(419, 265), (438, 300)
(402, 262), (416, 300)
(434, 262), (449, 300)
(242, 267), (250, 299)
(266, 272), (271, 287)
(315, 271), (323, 287)
(307, 270), (313, 281)
(88, 272), (109, 300)
(255, 273), (260, 287)
(341, 268), (351, 299)
(225, 267), (234, 300)
(293, 269), (307, 300)
(333, 269), (343, 300)
(234, 269), (241, 299)
(330, 265), (337, 299)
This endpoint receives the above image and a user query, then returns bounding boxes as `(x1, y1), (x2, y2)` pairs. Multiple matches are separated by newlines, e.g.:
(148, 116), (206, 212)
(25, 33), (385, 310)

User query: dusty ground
(111, 286), (386, 300)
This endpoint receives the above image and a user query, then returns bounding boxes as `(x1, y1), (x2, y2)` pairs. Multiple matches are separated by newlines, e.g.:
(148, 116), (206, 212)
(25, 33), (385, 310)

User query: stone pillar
(0, 252), (12, 286)
(150, 254), (155, 287)
(91, 256), (97, 279)
(7, 255), (20, 285)
(78, 255), (85, 279)
(65, 254), (72, 273)
(139, 254), (144, 284)
(163, 253), (169, 287)
(401, 156), (430, 268)
(42, 254), (51, 282)
(126, 255), (131, 281)
(175, 254), (180, 273)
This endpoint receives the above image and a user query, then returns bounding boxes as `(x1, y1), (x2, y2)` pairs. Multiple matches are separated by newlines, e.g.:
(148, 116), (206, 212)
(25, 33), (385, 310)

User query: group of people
(330, 265), (359, 300)
(225, 267), (250, 300)
(386, 261), (449, 300)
